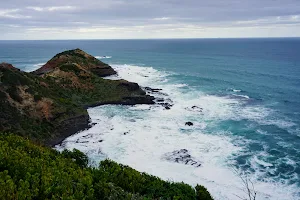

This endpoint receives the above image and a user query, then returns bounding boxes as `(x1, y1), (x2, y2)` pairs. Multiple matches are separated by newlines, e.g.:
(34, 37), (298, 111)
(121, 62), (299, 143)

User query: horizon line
(1, 36), (300, 41)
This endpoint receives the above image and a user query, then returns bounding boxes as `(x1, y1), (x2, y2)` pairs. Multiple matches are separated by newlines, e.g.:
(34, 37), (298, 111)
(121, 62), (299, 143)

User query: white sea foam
(56, 64), (300, 200)
(33, 63), (45, 67)
(232, 94), (250, 99)
(251, 152), (274, 169)
(233, 89), (242, 92)
(95, 56), (112, 59)
(262, 119), (296, 129)
(23, 63), (45, 72)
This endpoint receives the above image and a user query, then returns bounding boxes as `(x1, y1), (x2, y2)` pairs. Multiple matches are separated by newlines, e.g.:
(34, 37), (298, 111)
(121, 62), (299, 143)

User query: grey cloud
(0, 0), (300, 39)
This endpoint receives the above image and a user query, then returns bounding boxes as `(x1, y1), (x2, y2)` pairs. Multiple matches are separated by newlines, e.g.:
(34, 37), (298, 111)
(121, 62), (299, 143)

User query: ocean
(1, 38), (300, 199)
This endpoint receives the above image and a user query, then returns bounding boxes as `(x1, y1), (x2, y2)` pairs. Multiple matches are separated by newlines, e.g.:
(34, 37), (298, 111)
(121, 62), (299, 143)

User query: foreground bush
(0, 134), (213, 200)
(195, 185), (213, 200)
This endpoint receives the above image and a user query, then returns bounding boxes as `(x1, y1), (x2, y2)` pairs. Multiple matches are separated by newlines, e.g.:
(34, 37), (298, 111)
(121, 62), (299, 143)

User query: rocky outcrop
(144, 87), (173, 109)
(32, 48), (116, 77)
(0, 49), (154, 146)
(118, 80), (142, 92)
(47, 113), (91, 146)
(85, 95), (155, 108)
(163, 149), (202, 167)
(122, 95), (155, 105)
(185, 122), (194, 126)
(144, 87), (162, 93)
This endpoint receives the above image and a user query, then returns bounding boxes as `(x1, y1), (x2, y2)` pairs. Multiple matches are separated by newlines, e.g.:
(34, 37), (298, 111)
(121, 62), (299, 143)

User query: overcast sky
(1, 0), (300, 39)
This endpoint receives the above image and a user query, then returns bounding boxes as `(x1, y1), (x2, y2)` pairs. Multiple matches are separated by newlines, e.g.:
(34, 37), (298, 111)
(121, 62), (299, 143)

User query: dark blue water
(1, 39), (300, 199)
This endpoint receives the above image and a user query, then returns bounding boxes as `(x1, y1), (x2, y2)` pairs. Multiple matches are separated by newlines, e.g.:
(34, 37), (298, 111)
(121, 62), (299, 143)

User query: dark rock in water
(159, 102), (174, 109)
(152, 89), (162, 92)
(192, 106), (203, 110)
(75, 139), (89, 143)
(165, 106), (171, 110)
(122, 95), (155, 105)
(144, 87), (162, 93)
(82, 134), (92, 138)
(185, 122), (194, 126)
(163, 149), (201, 167)
(156, 98), (173, 106)
(93, 140), (104, 143)
(144, 86), (168, 97)
(188, 106), (203, 112)
(156, 98), (165, 102)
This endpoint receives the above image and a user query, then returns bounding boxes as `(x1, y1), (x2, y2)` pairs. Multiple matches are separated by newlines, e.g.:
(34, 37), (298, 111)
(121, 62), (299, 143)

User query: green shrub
(96, 159), (197, 199)
(7, 86), (22, 103)
(195, 185), (213, 200)
(60, 63), (81, 75)
(61, 148), (89, 168)
(0, 170), (16, 200)
(33, 94), (42, 102)
(1, 70), (30, 86)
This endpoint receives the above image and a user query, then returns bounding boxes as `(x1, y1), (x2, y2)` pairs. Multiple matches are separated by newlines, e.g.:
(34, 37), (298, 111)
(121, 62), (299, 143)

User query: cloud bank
(1, 0), (300, 39)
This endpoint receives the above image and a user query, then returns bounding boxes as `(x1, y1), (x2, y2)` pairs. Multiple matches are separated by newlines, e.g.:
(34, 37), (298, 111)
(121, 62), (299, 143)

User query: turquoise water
(1, 39), (300, 199)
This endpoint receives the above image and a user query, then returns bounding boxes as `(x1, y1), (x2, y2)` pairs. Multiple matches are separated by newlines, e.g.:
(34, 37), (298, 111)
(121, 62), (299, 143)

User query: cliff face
(0, 49), (154, 145)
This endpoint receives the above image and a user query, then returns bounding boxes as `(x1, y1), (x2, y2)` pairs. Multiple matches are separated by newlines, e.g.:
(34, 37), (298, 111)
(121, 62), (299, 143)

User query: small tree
(233, 168), (257, 200)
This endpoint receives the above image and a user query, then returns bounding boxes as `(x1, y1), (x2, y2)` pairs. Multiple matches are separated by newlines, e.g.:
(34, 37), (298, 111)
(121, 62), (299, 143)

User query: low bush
(0, 134), (213, 200)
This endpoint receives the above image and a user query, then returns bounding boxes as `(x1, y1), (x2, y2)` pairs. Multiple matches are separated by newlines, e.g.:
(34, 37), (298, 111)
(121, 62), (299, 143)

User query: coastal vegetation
(0, 134), (213, 200)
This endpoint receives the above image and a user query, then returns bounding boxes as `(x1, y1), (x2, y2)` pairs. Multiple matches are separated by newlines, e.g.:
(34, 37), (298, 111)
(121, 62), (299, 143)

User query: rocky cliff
(0, 49), (154, 145)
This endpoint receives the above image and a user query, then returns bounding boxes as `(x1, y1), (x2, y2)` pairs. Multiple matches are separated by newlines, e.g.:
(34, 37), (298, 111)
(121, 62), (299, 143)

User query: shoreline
(49, 96), (156, 147)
